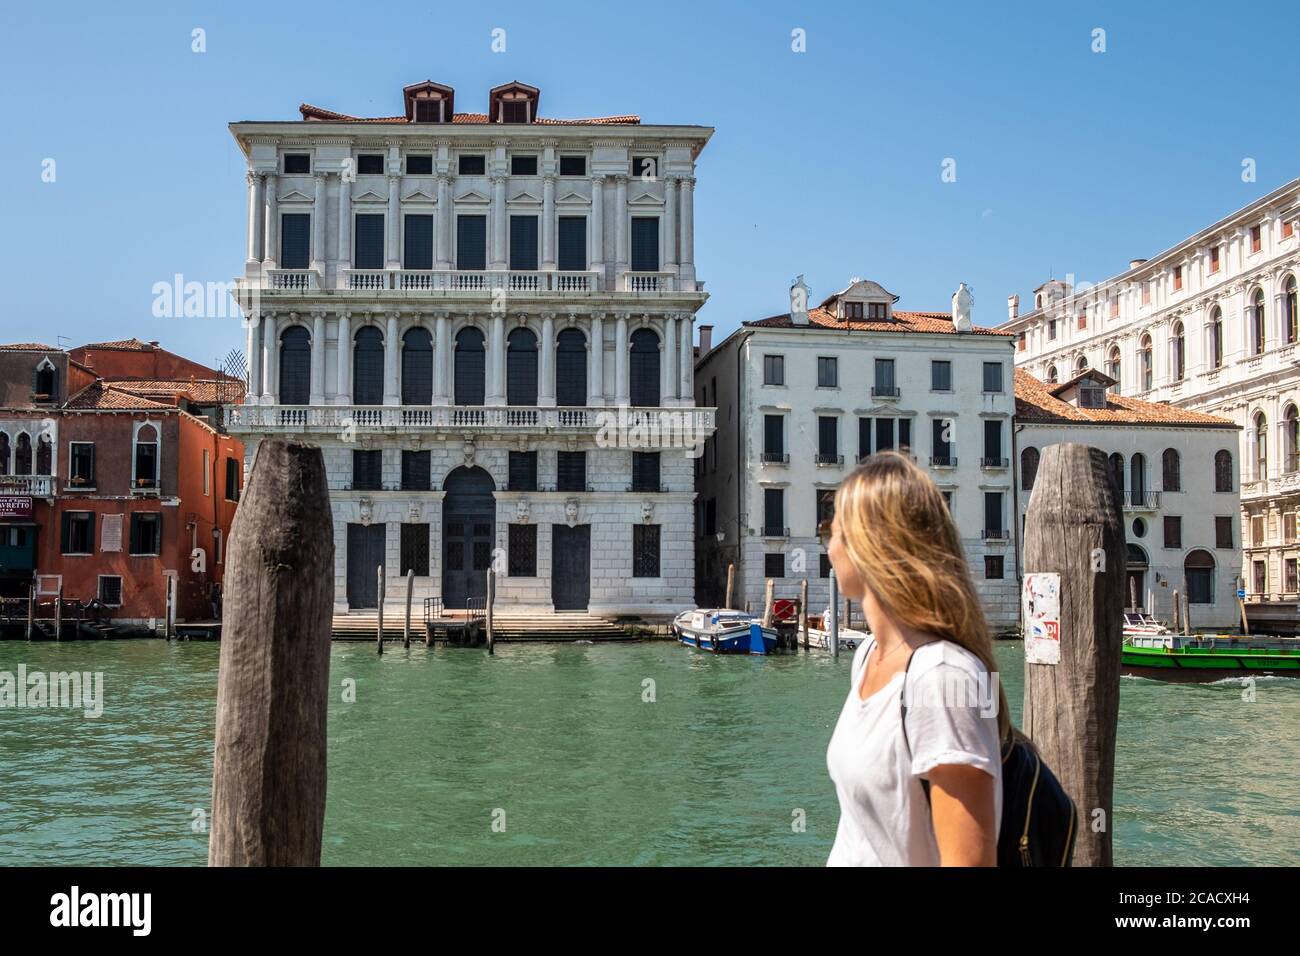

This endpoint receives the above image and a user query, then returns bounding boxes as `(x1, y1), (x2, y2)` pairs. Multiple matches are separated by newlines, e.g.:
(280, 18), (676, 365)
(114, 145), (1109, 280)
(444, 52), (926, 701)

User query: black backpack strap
(898, 645), (932, 804)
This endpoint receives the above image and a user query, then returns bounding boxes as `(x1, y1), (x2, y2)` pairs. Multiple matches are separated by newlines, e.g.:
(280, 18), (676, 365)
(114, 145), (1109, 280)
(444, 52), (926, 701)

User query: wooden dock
(331, 610), (640, 643)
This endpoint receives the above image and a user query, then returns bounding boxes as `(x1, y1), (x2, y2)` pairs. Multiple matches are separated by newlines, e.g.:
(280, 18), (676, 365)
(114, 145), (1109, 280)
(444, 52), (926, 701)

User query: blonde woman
(824, 452), (1009, 866)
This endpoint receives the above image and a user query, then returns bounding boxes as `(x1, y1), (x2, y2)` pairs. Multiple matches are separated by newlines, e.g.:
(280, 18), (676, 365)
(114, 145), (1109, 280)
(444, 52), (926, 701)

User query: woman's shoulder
(908, 638), (990, 681)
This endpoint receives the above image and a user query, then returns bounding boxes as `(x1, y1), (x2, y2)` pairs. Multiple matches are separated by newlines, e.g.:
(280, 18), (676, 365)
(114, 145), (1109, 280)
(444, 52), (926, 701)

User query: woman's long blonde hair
(833, 451), (1012, 744)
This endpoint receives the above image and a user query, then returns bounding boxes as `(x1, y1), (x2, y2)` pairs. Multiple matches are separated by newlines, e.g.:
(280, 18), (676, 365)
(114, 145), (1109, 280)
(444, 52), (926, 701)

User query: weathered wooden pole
(1022, 443), (1124, 867)
(25, 585), (34, 640)
(485, 568), (495, 655)
(54, 585), (63, 641)
(1239, 579), (1250, 635)
(761, 578), (775, 628)
(209, 440), (333, 867)
(1128, 576), (1138, 612)
(724, 563), (735, 610)
(1182, 588), (1192, 636)
(828, 570), (840, 659)
(1172, 589), (1181, 631)
(376, 566), (385, 655)
(799, 578), (809, 651)
(403, 569), (414, 649)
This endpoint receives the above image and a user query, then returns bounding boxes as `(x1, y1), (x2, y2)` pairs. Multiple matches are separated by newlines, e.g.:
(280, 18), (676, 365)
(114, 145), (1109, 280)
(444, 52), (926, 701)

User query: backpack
(899, 649), (1078, 867)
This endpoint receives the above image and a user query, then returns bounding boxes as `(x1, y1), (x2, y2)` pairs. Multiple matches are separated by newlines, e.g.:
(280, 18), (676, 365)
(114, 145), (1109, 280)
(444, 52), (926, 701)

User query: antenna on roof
(56, 335), (70, 349)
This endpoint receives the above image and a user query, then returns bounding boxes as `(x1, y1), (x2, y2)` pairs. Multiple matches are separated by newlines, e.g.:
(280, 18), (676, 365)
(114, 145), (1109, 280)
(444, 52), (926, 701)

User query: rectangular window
(1017, 332), (1026, 352)
(400, 523), (430, 577)
(1109, 297), (1119, 319)
(1215, 516), (1234, 549)
(61, 511), (94, 554)
(1174, 265), (1183, 290)
(983, 419), (1003, 463)
(982, 361), (1004, 393)
(932, 418), (953, 464)
(1285, 220), (1296, 240)
(69, 442), (95, 487)
(401, 450), (431, 491)
(1078, 309), (1088, 330)
(280, 213), (311, 269)
(509, 215), (539, 271)
(817, 356), (838, 387)
(557, 216), (587, 271)
(1285, 512), (1297, 544)
(1141, 284), (1150, 306)
(858, 418), (872, 461)
(1287, 558), (1298, 594)
(631, 452), (661, 492)
(820, 553), (831, 578)
(815, 489), (836, 530)
(1251, 224), (1262, 253)
(508, 524), (537, 577)
(357, 154), (384, 175)
(354, 213), (385, 270)
(1253, 560), (1267, 594)
(984, 555), (1004, 579)
(763, 354), (785, 386)
(98, 575), (122, 607)
(510, 155), (538, 176)
(704, 498), (717, 537)
(559, 155), (586, 177)
(1163, 515), (1182, 549)
(134, 440), (158, 488)
(764, 552), (785, 579)
(224, 457), (241, 502)
(844, 301), (864, 320)
(1251, 514), (1265, 546)
(632, 156), (658, 179)
(456, 215), (488, 271)
(931, 360), (952, 392)
(984, 492), (1004, 536)
(283, 153), (310, 174)
(404, 214), (434, 270)
(632, 524), (660, 577)
(508, 451), (538, 492)
(763, 488), (785, 535)
(458, 154), (486, 176)
(557, 451), (586, 492)
(763, 414), (785, 460)
(875, 417), (895, 453)
(874, 358), (896, 395)
(129, 512), (161, 555)
(352, 450), (383, 491)
(1210, 246), (1220, 273)
(899, 418), (911, 450)
(818, 416), (838, 461)
(1048, 318), (1058, 338)
(629, 217), (660, 271)
(406, 154), (433, 175)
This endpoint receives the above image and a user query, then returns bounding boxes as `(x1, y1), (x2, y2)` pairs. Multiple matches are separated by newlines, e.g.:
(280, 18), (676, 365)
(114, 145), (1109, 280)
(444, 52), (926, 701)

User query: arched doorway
(442, 466), (495, 608)
(1130, 452), (1146, 507)
(1126, 543), (1148, 611)
(1184, 550), (1215, 605)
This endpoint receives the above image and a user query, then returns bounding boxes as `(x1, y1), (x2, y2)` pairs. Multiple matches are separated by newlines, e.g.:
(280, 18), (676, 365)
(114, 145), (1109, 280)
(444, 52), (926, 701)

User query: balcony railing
(761, 452), (790, 465)
(624, 272), (676, 293)
(224, 404), (716, 436)
(1123, 491), (1161, 511)
(760, 526), (790, 538)
(871, 385), (900, 398)
(0, 475), (54, 496)
(981, 456), (1009, 469)
(981, 529), (1009, 541)
(246, 269), (682, 295)
(815, 453), (844, 466)
(930, 456), (958, 468)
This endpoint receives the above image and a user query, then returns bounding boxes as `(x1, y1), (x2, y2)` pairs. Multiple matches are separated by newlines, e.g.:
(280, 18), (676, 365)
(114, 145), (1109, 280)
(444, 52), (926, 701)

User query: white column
(539, 312), (556, 406)
(678, 313), (693, 402)
(590, 312), (605, 406)
(262, 173), (279, 269)
(262, 313), (279, 404)
(384, 312), (400, 405)
(615, 312), (629, 405)
(679, 176), (695, 284)
(663, 176), (678, 271)
(487, 312), (506, 404)
(309, 311), (326, 404)
(434, 310), (451, 404)
(490, 173), (508, 270)
(311, 173), (328, 275)
(385, 175), (401, 270)
(591, 176), (605, 284)
(542, 173), (556, 271)
(614, 174), (628, 282)
(662, 314), (678, 405)
(245, 313), (262, 403)
(336, 174), (352, 271)
(436, 173), (452, 269)
(246, 171), (263, 268)
(335, 312), (352, 405)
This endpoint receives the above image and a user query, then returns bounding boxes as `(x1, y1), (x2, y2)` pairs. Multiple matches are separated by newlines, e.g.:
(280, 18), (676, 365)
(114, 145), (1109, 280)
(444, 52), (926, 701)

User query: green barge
(1122, 634), (1300, 683)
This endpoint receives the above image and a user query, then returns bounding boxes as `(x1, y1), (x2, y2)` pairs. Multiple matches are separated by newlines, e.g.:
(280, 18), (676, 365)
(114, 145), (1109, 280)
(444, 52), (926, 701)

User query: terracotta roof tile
(745, 307), (1009, 336)
(110, 379), (246, 404)
(78, 338), (156, 352)
(64, 382), (175, 411)
(1014, 369), (1237, 428)
(0, 343), (60, 351)
(299, 103), (639, 125)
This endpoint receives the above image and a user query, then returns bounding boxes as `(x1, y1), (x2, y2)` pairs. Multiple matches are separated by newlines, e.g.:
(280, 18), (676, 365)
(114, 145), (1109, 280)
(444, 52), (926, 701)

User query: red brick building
(0, 341), (244, 628)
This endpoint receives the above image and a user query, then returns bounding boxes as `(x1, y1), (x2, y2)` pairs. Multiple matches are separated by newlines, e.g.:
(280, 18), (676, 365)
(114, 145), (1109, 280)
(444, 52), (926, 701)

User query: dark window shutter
(629, 329), (660, 407)
(632, 524), (660, 577)
(984, 492), (1003, 533)
(557, 217), (587, 271)
(632, 452), (660, 492)
(354, 214), (385, 269)
(630, 218), (659, 272)
(454, 327), (486, 406)
(858, 418), (872, 459)
(353, 450), (382, 491)
(899, 418), (911, 450)
(984, 420), (1002, 459)
(352, 326), (385, 405)
(404, 215), (434, 270)
(407, 154), (434, 174)
(357, 154), (384, 175)
(764, 415), (783, 456)
(278, 325), (311, 405)
(401, 450), (430, 491)
(280, 213), (311, 269)
(818, 417), (837, 457)
(456, 215), (487, 270)
(509, 451), (538, 491)
(400, 523), (430, 577)
(556, 329), (587, 406)
(509, 216), (538, 271)
(764, 488), (784, 531)
(401, 328), (433, 404)
(508, 524), (537, 576)
(932, 418), (950, 457)
(875, 417), (895, 452)
(506, 328), (538, 406)
(557, 451), (586, 492)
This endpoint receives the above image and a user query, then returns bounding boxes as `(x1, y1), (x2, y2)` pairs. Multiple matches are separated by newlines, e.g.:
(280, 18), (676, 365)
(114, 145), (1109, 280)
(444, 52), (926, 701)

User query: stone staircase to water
(330, 611), (648, 642)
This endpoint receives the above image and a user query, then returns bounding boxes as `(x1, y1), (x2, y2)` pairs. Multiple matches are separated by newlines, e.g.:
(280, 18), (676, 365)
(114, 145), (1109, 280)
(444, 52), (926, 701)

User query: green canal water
(0, 640), (1296, 866)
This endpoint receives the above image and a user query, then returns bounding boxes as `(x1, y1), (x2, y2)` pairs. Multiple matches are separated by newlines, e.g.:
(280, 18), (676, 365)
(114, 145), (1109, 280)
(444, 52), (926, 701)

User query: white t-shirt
(825, 637), (1003, 866)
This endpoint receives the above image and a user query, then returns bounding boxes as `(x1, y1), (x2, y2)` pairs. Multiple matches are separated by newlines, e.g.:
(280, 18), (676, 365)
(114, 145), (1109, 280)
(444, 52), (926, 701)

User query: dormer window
(490, 81), (540, 125)
(403, 81), (455, 124)
(33, 358), (57, 403)
(415, 99), (444, 123)
(843, 302), (864, 320)
(1079, 385), (1106, 408)
(868, 303), (887, 320)
(501, 100), (529, 123)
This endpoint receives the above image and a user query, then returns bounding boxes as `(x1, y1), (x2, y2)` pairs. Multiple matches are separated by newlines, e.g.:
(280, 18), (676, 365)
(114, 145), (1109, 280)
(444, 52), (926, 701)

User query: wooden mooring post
(486, 568), (495, 655)
(799, 577), (809, 651)
(828, 569), (840, 659)
(376, 566), (385, 655)
(761, 578), (775, 628)
(724, 563), (735, 610)
(209, 440), (333, 867)
(25, 584), (34, 640)
(1182, 588), (1192, 637)
(403, 568), (414, 650)
(54, 585), (62, 641)
(1021, 443), (1124, 867)
(1172, 589), (1181, 632)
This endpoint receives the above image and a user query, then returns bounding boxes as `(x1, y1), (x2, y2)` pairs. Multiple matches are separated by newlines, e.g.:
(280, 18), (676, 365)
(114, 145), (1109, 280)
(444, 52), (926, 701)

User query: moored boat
(1122, 633), (1300, 683)
(672, 609), (778, 655)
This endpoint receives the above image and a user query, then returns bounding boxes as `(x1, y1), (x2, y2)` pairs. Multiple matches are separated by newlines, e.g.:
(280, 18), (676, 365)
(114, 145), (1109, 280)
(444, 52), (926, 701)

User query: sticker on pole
(1023, 572), (1061, 665)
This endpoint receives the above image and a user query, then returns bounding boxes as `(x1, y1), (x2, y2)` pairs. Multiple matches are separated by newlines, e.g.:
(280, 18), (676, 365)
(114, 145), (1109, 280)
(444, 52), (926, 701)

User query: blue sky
(2, 0), (1296, 368)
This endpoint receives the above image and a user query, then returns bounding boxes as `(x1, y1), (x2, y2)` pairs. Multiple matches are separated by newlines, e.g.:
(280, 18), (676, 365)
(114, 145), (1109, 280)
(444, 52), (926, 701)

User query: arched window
(1130, 452), (1147, 506)
(1021, 447), (1040, 491)
(1285, 404), (1300, 475)
(1214, 449), (1233, 492)
(1046, 364), (1058, 384)
(1109, 452), (1125, 496)
(134, 423), (159, 488)
(0, 433), (9, 475)
(1139, 335), (1153, 391)
(454, 327), (486, 406)
(14, 433), (32, 476)
(33, 360), (57, 401)
(629, 328), (660, 407)
(1286, 276), (1298, 346)
(1184, 550), (1216, 605)
(555, 329), (587, 407)
(1105, 345), (1121, 393)
(1251, 288), (1266, 356)
(353, 326), (385, 406)
(35, 433), (52, 476)
(1161, 448), (1181, 491)
(1170, 321), (1185, 382)
(278, 325), (311, 405)
(401, 327), (433, 405)
(506, 327), (538, 406)
(1253, 411), (1268, 480)
(1208, 306), (1224, 370)
(1075, 354), (1089, 373)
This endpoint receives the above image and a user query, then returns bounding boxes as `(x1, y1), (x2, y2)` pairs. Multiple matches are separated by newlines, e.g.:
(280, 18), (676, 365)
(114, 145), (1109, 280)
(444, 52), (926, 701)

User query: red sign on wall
(0, 496), (33, 519)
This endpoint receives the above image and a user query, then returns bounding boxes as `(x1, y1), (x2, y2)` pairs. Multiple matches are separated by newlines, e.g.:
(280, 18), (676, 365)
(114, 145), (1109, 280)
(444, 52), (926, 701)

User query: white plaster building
(1015, 368), (1242, 629)
(695, 278), (1020, 632)
(1000, 179), (1300, 624)
(223, 79), (714, 617)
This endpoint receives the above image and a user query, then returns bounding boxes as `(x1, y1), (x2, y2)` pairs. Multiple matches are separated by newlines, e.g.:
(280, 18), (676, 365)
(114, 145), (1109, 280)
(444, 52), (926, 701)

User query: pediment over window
(454, 189), (491, 204)
(350, 189), (388, 203)
(555, 190), (590, 205)
(508, 188), (542, 203)
(278, 189), (314, 203)
(628, 190), (664, 206)
(402, 187), (437, 202)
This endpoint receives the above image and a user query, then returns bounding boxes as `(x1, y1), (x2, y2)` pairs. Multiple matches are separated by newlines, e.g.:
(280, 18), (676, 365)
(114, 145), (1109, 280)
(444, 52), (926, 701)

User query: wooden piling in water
(828, 570), (840, 659)
(403, 569), (414, 649)
(1021, 443), (1123, 867)
(376, 566), (385, 655)
(799, 577), (809, 651)
(1182, 588), (1191, 636)
(486, 569), (495, 655)
(54, 585), (62, 641)
(1172, 589), (1181, 632)
(25, 585), (34, 641)
(209, 440), (333, 867)
(724, 563), (735, 610)
(761, 578), (774, 628)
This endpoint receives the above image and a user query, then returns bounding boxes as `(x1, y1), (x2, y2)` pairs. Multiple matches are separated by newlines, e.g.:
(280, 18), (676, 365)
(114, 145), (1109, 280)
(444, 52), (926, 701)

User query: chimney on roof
(149, 341), (159, 348)
(952, 283), (973, 332)
(698, 325), (713, 355)
(1129, 258), (1147, 270)
(790, 275), (810, 326)
(1007, 294), (1019, 321)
